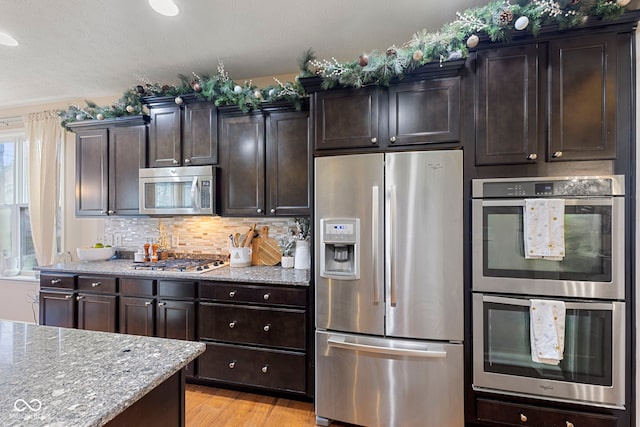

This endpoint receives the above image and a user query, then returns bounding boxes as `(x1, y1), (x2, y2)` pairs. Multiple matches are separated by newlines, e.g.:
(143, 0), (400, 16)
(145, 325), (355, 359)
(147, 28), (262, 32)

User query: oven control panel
(474, 177), (621, 198)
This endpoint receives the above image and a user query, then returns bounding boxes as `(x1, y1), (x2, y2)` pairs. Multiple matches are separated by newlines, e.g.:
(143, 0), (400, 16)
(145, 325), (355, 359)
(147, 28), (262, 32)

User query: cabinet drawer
(476, 398), (618, 427)
(40, 273), (76, 289)
(198, 342), (306, 393)
(120, 278), (155, 296)
(200, 283), (306, 306)
(158, 280), (196, 299)
(77, 276), (117, 293)
(199, 303), (306, 350)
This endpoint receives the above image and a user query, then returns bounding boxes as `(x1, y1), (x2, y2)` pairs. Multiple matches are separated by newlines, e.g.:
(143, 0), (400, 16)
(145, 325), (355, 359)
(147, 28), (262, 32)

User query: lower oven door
(472, 294), (625, 408)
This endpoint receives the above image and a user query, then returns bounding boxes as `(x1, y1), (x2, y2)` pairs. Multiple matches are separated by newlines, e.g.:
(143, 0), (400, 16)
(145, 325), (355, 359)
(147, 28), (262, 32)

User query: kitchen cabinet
(119, 278), (156, 337)
(146, 96), (218, 167)
(219, 107), (310, 216)
(313, 77), (460, 151)
(76, 275), (118, 333)
(197, 282), (310, 396)
(70, 116), (148, 216)
(475, 32), (624, 165)
(39, 273), (77, 329)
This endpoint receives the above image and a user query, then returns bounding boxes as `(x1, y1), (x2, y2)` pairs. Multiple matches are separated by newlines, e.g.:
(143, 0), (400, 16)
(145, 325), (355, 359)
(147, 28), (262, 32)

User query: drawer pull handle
(229, 321), (237, 329)
(526, 153), (538, 160)
(144, 301), (152, 306)
(552, 151), (563, 158)
(229, 291), (236, 298)
(76, 296), (85, 301)
(263, 324), (270, 332)
(371, 137), (377, 144)
(566, 423), (574, 427)
(520, 414), (527, 423)
(91, 282), (101, 288)
(261, 365), (268, 374)
(263, 293), (270, 301)
(158, 302), (166, 307)
(51, 279), (61, 285)
(228, 361), (236, 369)
(64, 294), (74, 300)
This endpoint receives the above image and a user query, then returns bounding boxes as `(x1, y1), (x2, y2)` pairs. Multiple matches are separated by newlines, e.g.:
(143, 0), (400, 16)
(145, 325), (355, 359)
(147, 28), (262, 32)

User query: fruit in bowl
(77, 244), (115, 261)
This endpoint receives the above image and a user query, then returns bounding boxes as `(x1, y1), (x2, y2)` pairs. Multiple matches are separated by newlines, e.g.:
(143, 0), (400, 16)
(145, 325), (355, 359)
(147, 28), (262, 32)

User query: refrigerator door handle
(372, 185), (380, 304)
(389, 185), (397, 306)
(327, 335), (447, 359)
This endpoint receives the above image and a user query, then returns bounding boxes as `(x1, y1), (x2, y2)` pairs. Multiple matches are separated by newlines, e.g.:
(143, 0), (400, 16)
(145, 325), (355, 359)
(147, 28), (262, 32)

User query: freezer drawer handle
(327, 335), (447, 358)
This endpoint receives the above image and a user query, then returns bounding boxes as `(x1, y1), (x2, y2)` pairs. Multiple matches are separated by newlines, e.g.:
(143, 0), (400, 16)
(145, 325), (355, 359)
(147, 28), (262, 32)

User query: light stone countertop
(0, 319), (205, 426)
(35, 260), (310, 286)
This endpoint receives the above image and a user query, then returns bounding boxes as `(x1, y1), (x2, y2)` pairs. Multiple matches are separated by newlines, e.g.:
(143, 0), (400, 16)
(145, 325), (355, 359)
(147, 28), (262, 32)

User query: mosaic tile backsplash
(104, 216), (304, 256)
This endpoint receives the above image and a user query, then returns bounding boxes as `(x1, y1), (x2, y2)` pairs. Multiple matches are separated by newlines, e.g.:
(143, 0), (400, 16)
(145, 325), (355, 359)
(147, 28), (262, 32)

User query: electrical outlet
(113, 233), (122, 247)
(104, 234), (114, 246)
(172, 235), (180, 248)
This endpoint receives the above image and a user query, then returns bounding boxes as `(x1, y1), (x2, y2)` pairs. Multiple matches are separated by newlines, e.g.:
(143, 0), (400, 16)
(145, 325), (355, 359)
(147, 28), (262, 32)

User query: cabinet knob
(261, 365), (269, 373)
(64, 294), (74, 300)
(263, 293), (270, 301)
(229, 321), (237, 329)
(184, 158), (191, 164)
(256, 208), (262, 213)
(263, 324), (271, 332)
(107, 210), (115, 215)
(51, 279), (61, 285)
(228, 361), (236, 369)
(158, 302), (166, 307)
(371, 137), (377, 144)
(229, 291), (236, 298)
(76, 296), (85, 301)
(526, 153), (538, 160)
(389, 136), (397, 143)
(144, 301), (152, 306)
(270, 208), (276, 214)
(566, 422), (574, 427)
(91, 282), (101, 287)
(172, 159), (179, 165)
(552, 151), (563, 158)
(520, 413), (528, 423)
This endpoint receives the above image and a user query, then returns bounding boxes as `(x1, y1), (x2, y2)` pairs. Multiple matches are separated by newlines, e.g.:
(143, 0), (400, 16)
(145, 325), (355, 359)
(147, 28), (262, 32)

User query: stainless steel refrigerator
(314, 150), (464, 427)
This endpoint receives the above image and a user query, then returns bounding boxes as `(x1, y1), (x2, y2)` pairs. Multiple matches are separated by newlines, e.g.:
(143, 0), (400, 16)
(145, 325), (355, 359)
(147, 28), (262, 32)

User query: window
(0, 132), (50, 274)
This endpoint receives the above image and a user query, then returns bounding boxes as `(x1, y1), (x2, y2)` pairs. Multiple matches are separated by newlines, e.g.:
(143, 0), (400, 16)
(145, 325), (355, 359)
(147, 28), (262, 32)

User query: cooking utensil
(244, 224), (257, 247)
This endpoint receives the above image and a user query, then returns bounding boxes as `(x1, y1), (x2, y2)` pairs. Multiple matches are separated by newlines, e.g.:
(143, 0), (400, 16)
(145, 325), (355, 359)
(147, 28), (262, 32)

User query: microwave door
(142, 176), (195, 215)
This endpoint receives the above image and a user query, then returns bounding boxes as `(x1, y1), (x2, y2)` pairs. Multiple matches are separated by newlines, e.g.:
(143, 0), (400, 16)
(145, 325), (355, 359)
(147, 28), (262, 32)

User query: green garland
(60, 0), (630, 129)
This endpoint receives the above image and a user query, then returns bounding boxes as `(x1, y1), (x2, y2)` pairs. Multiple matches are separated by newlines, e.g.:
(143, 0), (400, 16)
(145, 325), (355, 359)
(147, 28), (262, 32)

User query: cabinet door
(219, 114), (265, 216)
(266, 111), (311, 216)
(156, 300), (195, 341)
(75, 129), (108, 216)
(39, 290), (76, 328)
(108, 125), (147, 215)
(120, 296), (155, 336)
(183, 101), (218, 165)
(475, 44), (541, 165)
(77, 293), (117, 332)
(388, 78), (460, 146)
(148, 105), (181, 167)
(548, 33), (617, 161)
(314, 86), (382, 150)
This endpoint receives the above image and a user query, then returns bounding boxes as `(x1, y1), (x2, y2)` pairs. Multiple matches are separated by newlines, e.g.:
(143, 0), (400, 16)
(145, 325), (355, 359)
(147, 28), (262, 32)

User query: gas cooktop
(131, 258), (228, 273)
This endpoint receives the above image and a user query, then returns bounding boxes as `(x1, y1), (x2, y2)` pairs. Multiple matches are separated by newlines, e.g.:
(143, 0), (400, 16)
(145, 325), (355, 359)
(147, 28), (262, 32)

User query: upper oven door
(472, 197), (624, 299)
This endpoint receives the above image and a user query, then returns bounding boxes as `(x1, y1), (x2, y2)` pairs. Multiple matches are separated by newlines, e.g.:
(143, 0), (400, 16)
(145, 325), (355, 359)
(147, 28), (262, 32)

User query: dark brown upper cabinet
(219, 107), (310, 217)
(313, 77), (461, 152)
(70, 116), (148, 217)
(146, 96), (218, 167)
(475, 32), (623, 166)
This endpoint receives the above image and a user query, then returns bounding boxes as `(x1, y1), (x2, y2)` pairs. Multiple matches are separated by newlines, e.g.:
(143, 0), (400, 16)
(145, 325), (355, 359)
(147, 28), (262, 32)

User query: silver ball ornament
(75, 114), (85, 121)
(174, 96), (183, 105)
(466, 35), (479, 49)
(268, 88), (276, 97)
(126, 105), (135, 113)
(234, 85), (243, 94)
(96, 113), (105, 120)
(514, 16), (529, 31)
(254, 90), (263, 99)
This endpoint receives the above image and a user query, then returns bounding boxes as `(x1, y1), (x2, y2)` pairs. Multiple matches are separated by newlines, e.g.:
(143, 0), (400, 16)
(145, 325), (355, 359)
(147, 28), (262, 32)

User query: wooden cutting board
(251, 226), (282, 266)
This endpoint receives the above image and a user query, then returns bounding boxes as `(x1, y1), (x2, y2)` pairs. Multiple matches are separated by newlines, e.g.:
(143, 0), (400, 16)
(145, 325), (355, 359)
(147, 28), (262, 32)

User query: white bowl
(76, 247), (115, 262)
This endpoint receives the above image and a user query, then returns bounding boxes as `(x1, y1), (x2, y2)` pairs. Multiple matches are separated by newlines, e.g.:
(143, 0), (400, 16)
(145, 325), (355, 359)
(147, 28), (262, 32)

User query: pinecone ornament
(498, 9), (514, 26)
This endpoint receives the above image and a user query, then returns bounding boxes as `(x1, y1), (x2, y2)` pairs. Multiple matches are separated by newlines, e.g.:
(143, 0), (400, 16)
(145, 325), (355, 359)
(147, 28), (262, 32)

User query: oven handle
(482, 295), (616, 311)
(480, 198), (613, 207)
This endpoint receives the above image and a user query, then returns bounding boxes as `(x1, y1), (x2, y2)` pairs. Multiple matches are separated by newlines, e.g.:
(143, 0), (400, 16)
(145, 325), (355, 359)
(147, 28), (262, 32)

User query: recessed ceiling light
(148, 0), (179, 17)
(0, 32), (18, 47)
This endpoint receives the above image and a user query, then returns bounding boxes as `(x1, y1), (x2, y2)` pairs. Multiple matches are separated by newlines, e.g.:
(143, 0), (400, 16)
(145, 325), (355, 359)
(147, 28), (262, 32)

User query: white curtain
(23, 111), (62, 266)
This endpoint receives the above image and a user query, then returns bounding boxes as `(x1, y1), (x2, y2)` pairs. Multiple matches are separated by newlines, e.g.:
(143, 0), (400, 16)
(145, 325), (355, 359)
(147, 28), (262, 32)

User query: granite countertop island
(0, 319), (204, 426)
(35, 260), (310, 286)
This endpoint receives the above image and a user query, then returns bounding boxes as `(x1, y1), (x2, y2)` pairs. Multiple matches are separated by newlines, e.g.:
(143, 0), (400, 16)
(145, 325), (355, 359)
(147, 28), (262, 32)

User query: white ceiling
(0, 0), (485, 110)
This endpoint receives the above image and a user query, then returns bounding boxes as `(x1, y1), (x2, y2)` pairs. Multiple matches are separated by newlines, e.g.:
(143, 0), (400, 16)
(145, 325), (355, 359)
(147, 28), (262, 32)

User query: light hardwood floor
(185, 384), (354, 427)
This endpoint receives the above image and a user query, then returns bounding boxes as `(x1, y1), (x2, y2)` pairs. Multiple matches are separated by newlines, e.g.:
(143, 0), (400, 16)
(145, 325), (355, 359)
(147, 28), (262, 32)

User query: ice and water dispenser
(319, 218), (360, 280)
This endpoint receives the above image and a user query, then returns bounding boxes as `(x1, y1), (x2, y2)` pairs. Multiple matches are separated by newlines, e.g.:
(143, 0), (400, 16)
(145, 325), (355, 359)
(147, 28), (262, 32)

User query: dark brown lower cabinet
(39, 290), (76, 329)
(157, 299), (196, 377)
(120, 296), (155, 337)
(476, 398), (618, 427)
(77, 293), (117, 333)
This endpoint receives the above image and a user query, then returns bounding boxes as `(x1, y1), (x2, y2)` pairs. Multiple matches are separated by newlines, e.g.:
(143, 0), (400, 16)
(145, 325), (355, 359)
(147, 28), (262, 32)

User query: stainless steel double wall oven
(471, 175), (626, 409)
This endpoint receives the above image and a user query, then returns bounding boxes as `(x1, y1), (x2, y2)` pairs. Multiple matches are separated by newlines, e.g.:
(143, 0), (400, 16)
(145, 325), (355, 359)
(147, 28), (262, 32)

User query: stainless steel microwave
(139, 166), (217, 215)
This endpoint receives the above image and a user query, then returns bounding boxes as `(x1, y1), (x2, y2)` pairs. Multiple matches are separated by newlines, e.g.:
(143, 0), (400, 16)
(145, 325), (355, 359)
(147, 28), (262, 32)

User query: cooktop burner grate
(131, 257), (228, 273)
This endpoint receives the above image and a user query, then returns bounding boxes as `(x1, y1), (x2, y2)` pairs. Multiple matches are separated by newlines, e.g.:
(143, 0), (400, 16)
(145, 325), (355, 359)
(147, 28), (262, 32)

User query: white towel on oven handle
(530, 299), (566, 365)
(524, 199), (565, 260)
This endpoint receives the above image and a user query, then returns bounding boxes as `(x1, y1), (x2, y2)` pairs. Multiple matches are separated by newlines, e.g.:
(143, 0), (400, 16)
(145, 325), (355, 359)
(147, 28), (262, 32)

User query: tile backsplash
(104, 216), (303, 255)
